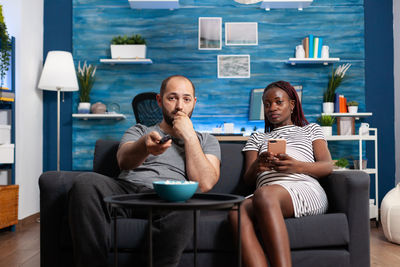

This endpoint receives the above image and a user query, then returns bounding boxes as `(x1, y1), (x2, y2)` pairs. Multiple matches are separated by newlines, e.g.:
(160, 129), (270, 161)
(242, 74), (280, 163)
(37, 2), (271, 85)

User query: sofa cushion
(106, 211), (349, 252)
(286, 213), (349, 249)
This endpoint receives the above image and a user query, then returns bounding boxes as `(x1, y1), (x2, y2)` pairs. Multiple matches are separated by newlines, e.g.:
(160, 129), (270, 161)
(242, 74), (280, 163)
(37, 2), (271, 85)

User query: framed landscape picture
(217, 55), (250, 78)
(198, 17), (222, 50)
(225, 22), (258, 46)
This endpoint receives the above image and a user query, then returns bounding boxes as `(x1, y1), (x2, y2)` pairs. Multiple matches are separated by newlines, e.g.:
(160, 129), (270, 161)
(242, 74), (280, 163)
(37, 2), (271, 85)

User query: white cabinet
(326, 128), (379, 221)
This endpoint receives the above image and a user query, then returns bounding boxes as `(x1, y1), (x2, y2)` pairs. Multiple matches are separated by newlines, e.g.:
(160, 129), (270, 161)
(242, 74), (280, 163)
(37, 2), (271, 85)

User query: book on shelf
(339, 95), (347, 113)
(308, 34), (314, 58)
(0, 90), (15, 102)
(301, 35), (324, 59)
(313, 37), (319, 58)
(334, 93), (340, 113)
(317, 37), (323, 58)
(302, 36), (309, 58)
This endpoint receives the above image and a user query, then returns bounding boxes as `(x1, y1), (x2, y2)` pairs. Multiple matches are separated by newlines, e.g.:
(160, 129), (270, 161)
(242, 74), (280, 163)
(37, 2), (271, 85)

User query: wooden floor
(0, 219), (399, 266)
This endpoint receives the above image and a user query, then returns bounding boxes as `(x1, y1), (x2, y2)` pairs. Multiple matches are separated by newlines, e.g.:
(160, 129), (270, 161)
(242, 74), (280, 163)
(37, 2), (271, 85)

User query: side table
(104, 192), (244, 267)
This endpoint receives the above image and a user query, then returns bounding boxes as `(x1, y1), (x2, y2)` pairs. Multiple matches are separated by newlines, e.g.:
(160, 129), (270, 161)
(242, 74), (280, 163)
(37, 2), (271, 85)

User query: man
(68, 75), (221, 267)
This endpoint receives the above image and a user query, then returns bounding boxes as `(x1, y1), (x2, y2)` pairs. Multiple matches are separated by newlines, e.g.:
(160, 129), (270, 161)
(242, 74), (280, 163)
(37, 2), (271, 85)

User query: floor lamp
(38, 51), (78, 171)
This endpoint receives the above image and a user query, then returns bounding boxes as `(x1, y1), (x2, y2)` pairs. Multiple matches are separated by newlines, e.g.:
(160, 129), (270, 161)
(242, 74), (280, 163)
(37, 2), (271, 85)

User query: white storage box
(0, 144), (14, 163)
(0, 125), (11, 144)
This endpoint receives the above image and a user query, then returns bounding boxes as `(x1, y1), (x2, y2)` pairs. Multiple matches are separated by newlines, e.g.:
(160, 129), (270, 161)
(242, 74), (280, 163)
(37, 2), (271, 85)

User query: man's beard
(162, 108), (193, 126)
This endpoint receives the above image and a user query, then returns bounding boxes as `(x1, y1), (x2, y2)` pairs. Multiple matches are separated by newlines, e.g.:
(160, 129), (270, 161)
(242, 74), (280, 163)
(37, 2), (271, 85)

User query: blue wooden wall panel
(72, 0), (365, 170)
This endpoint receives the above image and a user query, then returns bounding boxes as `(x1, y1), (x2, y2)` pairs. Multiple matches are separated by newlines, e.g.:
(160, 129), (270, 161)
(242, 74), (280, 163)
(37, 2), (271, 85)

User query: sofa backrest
(93, 139), (252, 195)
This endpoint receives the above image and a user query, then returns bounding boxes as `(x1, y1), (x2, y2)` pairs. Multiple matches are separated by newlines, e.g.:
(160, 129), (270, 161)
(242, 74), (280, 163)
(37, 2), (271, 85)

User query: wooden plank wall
(72, 0), (364, 170)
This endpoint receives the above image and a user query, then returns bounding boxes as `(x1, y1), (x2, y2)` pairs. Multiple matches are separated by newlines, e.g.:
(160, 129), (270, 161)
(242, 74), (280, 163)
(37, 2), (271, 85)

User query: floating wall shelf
(287, 58), (340, 65)
(100, 58), (153, 65)
(72, 113), (126, 120)
(322, 112), (373, 117)
(260, 0), (313, 11)
(128, 0), (179, 10)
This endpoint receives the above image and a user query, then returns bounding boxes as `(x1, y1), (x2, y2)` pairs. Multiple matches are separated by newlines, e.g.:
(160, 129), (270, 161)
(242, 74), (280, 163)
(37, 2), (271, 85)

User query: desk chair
(131, 92), (163, 126)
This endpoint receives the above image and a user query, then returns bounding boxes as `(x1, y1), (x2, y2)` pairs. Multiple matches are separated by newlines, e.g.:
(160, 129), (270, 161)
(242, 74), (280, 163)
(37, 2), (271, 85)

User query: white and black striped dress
(243, 123), (328, 218)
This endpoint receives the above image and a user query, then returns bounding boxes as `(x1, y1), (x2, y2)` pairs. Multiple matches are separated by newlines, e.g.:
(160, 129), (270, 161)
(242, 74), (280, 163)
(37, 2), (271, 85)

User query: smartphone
(268, 139), (286, 154)
(159, 135), (172, 144)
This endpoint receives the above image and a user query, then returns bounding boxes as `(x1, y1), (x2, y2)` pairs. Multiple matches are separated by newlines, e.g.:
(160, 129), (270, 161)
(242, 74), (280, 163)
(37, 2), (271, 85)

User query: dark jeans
(68, 172), (193, 267)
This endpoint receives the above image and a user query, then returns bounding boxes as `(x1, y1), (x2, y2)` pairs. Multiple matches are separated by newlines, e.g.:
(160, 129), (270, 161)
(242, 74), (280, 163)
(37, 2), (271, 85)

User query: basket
(0, 185), (19, 229)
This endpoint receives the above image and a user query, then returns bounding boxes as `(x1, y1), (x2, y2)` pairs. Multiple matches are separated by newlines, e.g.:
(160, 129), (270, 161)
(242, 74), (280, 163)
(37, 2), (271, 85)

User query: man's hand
(146, 131), (172, 155)
(172, 111), (197, 141)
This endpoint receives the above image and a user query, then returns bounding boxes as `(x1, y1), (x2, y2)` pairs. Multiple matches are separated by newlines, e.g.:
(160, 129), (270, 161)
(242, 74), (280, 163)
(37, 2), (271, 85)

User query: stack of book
(335, 93), (348, 113)
(0, 88), (14, 102)
(302, 34), (323, 58)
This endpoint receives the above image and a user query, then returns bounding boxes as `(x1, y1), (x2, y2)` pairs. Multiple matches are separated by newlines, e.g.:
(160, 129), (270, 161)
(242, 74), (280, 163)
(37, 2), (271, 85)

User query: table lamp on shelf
(38, 51), (78, 171)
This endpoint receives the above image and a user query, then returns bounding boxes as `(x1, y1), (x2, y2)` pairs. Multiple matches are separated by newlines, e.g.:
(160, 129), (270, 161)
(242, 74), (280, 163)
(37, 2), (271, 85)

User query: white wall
(395, 0), (400, 185)
(1, 0), (43, 219)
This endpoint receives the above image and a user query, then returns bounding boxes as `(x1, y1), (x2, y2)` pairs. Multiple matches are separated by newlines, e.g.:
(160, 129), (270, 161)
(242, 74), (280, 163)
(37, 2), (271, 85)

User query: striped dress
(243, 123), (328, 218)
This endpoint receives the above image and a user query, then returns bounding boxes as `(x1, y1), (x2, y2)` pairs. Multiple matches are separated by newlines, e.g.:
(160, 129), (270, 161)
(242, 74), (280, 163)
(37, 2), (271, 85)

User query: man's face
(158, 77), (197, 126)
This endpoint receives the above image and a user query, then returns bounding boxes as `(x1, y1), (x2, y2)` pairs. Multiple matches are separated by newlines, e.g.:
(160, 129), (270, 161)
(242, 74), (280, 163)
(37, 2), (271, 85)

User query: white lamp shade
(38, 51), (79, 92)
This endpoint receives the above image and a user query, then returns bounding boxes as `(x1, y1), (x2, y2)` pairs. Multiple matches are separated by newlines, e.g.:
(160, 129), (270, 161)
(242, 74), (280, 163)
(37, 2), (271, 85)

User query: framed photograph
(218, 55), (250, 78)
(198, 17), (222, 50)
(225, 22), (258, 46)
(249, 85), (303, 121)
(337, 117), (355, 135)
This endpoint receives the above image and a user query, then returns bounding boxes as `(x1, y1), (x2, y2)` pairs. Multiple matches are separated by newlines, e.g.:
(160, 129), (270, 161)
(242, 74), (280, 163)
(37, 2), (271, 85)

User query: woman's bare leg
(229, 198), (268, 267)
(252, 185), (294, 267)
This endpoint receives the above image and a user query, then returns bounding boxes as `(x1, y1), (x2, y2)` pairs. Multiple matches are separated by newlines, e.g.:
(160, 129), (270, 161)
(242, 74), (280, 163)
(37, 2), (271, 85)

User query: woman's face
(263, 87), (295, 128)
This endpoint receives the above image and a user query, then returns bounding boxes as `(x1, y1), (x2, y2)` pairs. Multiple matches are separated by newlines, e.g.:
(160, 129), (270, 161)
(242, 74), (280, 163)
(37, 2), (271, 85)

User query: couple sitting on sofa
(68, 74), (333, 267)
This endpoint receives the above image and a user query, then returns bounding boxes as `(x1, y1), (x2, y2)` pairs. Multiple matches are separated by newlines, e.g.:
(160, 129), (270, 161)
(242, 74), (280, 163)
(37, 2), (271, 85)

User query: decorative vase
(110, 45), (147, 59)
(381, 184), (400, 244)
(321, 45), (330, 59)
(348, 106), (358, 114)
(78, 102), (91, 114)
(322, 102), (334, 113)
(91, 102), (107, 114)
(295, 45), (305, 59)
(321, 126), (332, 137)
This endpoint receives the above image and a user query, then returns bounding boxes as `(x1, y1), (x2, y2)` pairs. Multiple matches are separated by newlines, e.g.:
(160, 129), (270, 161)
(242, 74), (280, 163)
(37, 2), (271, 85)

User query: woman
(230, 81), (333, 267)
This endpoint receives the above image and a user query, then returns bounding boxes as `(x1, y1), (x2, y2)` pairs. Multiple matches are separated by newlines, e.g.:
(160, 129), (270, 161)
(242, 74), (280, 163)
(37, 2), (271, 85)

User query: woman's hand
(270, 153), (301, 173)
(255, 152), (275, 174)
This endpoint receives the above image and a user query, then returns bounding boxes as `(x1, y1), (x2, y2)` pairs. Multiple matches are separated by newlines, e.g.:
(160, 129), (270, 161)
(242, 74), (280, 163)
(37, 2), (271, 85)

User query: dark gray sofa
(39, 139), (370, 267)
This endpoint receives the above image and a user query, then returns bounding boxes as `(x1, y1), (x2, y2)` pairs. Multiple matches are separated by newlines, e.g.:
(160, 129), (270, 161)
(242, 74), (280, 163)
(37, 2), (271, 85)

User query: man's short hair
(160, 75), (195, 96)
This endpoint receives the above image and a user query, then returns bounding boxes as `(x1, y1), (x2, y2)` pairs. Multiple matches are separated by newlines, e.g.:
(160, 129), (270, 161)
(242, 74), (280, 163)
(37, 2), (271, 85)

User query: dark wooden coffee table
(104, 192), (244, 267)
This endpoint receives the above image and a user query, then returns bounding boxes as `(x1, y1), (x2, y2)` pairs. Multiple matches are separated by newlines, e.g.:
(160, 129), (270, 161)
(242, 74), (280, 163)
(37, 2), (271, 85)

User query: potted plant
(240, 127), (246, 135)
(334, 158), (349, 169)
(110, 34), (147, 59)
(347, 101), (359, 114)
(318, 115), (335, 136)
(0, 5), (11, 89)
(323, 63), (351, 113)
(77, 61), (97, 114)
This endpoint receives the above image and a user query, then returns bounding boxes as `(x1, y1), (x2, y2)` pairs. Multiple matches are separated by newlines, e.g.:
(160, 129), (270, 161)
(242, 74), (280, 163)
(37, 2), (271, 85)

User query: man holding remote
(68, 75), (221, 267)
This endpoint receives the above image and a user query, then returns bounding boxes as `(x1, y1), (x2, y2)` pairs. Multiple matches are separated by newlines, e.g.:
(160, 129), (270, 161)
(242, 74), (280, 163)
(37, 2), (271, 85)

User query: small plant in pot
(318, 115), (335, 136)
(110, 34), (147, 59)
(323, 63), (351, 113)
(77, 61), (97, 114)
(347, 101), (359, 114)
(334, 158), (349, 169)
(0, 5), (12, 89)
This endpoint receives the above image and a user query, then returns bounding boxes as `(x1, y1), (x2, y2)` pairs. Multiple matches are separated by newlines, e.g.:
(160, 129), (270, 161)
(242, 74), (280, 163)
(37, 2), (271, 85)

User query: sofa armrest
(320, 170), (370, 267)
(39, 171), (90, 267)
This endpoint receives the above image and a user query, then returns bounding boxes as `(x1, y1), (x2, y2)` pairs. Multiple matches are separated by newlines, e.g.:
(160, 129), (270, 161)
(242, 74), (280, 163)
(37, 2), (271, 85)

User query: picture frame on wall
(225, 22), (258, 46)
(249, 85), (303, 120)
(218, 55), (250, 78)
(198, 17), (222, 50)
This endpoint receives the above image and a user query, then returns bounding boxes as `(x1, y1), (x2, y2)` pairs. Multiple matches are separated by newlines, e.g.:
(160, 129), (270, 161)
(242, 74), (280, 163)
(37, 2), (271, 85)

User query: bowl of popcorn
(153, 180), (198, 202)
